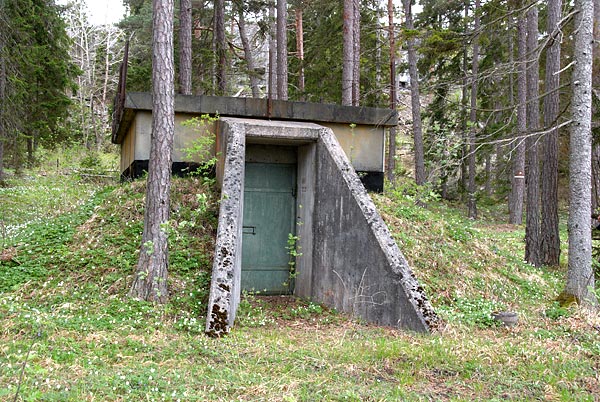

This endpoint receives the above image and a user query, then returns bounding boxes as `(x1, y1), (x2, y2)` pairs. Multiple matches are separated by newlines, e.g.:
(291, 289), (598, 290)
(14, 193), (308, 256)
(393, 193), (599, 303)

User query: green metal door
(242, 162), (296, 294)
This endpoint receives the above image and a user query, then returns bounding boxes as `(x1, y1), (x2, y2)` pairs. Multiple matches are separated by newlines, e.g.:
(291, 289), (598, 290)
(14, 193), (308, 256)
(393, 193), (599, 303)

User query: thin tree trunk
(295, 7), (305, 99)
(0, 53), (4, 181)
(386, 0), (396, 185)
(342, 0), (353, 106)
(509, 5), (527, 225)
(215, 0), (227, 95)
(591, 0), (600, 210)
(352, 0), (360, 106)
(565, 0), (596, 306)
(460, 1), (469, 195)
(179, 0), (193, 95)
(276, 0), (288, 100)
(467, 0), (480, 219)
(130, 0), (175, 303)
(541, 0), (562, 266)
(404, 0), (425, 186)
(268, 4), (276, 100)
(237, 3), (260, 97)
(525, 5), (541, 266)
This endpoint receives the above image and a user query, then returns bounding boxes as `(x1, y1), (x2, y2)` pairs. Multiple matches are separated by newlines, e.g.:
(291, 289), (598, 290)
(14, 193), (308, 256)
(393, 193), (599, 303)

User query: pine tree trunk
(459, 1), (469, 195)
(215, 0), (226, 95)
(295, 8), (305, 99)
(130, 0), (175, 303)
(341, 0), (354, 106)
(565, 0), (596, 306)
(467, 0), (480, 219)
(276, 0), (288, 100)
(509, 6), (527, 225)
(268, 4), (276, 100)
(386, 0), (396, 185)
(352, 0), (360, 106)
(0, 43), (5, 180)
(237, 3), (260, 98)
(404, 0), (425, 186)
(541, 0), (562, 266)
(524, 5), (541, 266)
(179, 0), (192, 95)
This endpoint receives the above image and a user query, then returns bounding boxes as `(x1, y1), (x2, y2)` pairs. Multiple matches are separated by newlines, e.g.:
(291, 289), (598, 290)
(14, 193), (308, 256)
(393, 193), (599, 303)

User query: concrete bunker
(205, 118), (439, 336)
(111, 93), (439, 336)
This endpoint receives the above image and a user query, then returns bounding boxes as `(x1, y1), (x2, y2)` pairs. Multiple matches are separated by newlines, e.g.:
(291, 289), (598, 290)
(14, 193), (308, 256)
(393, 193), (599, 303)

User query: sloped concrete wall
(311, 128), (439, 332)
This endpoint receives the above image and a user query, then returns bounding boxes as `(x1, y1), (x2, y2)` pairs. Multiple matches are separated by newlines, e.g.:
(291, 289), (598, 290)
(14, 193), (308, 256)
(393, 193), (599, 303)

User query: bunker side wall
(311, 128), (438, 332)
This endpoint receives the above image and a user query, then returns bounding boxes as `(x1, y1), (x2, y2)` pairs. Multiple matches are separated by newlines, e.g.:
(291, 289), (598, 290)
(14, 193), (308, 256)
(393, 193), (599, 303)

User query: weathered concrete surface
(113, 92), (397, 145)
(312, 127), (439, 332)
(205, 121), (246, 337)
(205, 117), (438, 335)
(113, 93), (393, 191)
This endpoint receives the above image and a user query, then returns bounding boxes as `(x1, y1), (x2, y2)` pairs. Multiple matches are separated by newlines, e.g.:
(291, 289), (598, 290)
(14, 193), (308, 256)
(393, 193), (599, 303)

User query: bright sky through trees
(58, 0), (126, 25)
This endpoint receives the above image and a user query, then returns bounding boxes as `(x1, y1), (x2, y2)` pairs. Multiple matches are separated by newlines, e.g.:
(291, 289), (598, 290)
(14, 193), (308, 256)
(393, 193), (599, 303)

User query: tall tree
(236, 0), (260, 97)
(467, 0), (480, 219)
(525, 4), (540, 265)
(276, 0), (288, 99)
(295, 4), (305, 99)
(214, 0), (227, 94)
(541, 0), (562, 266)
(386, 0), (397, 184)
(509, 3), (527, 225)
(179, 0), (192, 94)
(351, 0), (360, 106)
(404, 0), (425, 185)
(0, 25), (5, 181)
(130, 0), (175, 303)
(268, 2), (276, 99)
(564, 0), (596, 306)
(341, 0), (354, 105)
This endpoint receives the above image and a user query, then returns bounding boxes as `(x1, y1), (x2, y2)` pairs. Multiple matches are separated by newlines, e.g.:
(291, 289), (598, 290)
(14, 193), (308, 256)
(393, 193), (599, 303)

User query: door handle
(243, 226), (256, 235)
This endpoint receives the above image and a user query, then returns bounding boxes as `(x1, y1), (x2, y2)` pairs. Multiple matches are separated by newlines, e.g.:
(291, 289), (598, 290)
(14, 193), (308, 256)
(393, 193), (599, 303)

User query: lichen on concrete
(205, 121), (246, 337)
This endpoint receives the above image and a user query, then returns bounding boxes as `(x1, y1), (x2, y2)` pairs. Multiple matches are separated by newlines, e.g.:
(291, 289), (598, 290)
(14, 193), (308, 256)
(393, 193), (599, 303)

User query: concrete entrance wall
(112, 93), (392, 191)
(206, 118), (438, 337)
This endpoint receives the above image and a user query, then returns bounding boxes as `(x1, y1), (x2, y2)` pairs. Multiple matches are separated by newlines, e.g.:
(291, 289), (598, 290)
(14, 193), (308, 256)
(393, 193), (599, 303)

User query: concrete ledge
(205, 121), (246, 337)
(113, 92), (397, 144)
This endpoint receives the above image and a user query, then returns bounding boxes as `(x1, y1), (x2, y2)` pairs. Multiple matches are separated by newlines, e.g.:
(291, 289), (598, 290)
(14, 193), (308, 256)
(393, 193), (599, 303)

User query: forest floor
(0, 167), (599, 401)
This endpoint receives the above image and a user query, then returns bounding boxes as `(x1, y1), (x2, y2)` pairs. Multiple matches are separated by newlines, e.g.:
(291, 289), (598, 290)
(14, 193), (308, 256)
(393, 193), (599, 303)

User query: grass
(0, 171), (599, 401)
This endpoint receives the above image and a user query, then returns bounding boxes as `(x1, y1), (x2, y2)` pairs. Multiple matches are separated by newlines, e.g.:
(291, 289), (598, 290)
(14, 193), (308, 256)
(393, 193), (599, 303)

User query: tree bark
(214, 0), (227, 95)
(268, 3), (276, 99)
(525, 5), (541, 266)
(276, 0), (288, 100)
(509, 5), (527, 225)
(0, 54), (4, 181)
(541, 0), (562, 266)
(352, 0), (360, 106)
(386, 0), (396, 185)
(565, 0), (596, 306)
(237, 2), (260, 97)
(130, 0), (175, 303)
(179, 0), (193, 95)
(341, 0), (353, 106)
(404, 0), (425, 186)
(295, 7), (305, 99)
(467, 0), (480, 219)
(591, 0), (600, 211)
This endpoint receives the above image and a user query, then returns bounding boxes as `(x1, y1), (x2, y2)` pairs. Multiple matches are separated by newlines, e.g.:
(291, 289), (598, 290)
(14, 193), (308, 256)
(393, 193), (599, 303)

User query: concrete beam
(113, 92), (397, 144)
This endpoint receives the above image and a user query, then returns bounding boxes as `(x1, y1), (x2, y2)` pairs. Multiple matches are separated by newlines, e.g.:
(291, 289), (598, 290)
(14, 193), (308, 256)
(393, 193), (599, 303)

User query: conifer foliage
(0, 0), (77, 175)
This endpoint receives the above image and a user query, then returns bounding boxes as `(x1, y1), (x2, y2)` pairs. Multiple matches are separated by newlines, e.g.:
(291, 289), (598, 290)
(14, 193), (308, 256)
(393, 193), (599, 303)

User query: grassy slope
(0, 174), (598, 401)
